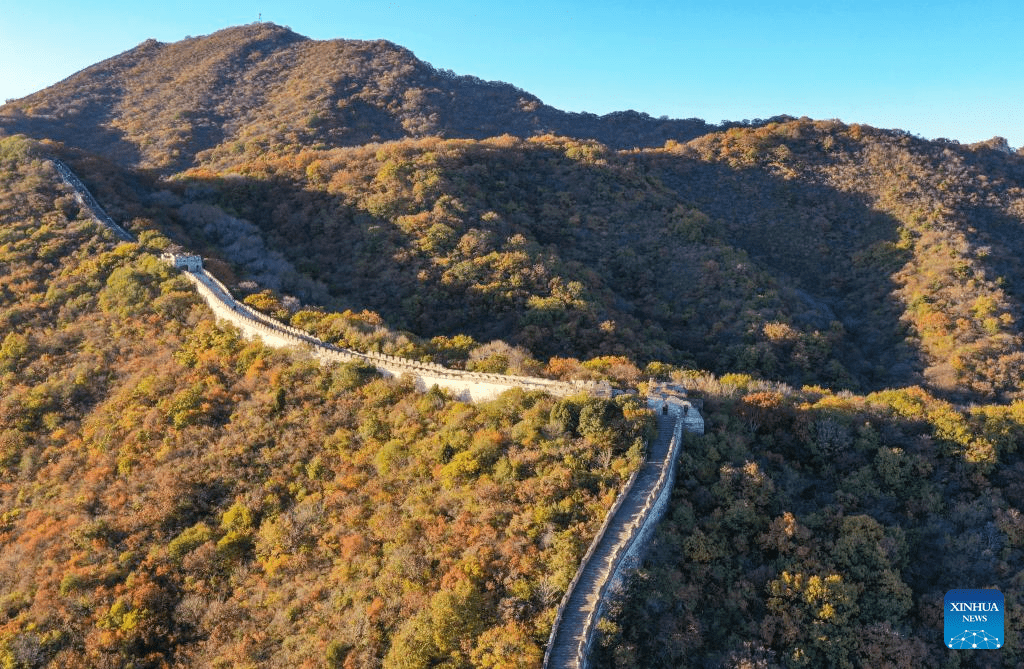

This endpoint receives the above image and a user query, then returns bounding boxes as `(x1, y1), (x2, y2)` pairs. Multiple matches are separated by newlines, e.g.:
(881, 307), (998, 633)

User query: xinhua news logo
(945, 589), (1004, 649)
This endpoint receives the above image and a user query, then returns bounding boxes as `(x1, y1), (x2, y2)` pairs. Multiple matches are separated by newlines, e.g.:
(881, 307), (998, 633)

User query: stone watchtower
(160, 253), (203, 272)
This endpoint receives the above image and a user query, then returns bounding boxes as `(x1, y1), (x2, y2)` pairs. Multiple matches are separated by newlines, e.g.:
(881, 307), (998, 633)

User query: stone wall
(51, 157), (618, 404)
(182, 268), (606, 402)
(541, 394), (702, 669)
(53, 161), (135, 243)
(608, 399), (688, 586)
(577, 397), (696, 669)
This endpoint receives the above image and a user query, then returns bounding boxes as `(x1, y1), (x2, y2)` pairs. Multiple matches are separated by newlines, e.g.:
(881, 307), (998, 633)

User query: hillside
(158, 121), (1024, 402)
(5, 135), (1024, 669)
(650, 121), (1024, 400)
(0, 23), (713, 171)
(4, 23), (1022, 401)
(0, 136), (652, 667)
(592, 374), (1024, 669)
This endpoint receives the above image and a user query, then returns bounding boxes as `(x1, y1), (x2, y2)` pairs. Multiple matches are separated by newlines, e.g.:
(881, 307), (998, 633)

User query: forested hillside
(593, 374), (1024, 669)
(0, 137), (652, 667)
(7, 24), (1023, 402)
(164, 120), (1024, 403)
(2, 22), (1024, 669)
(651, 120), (1024, 401)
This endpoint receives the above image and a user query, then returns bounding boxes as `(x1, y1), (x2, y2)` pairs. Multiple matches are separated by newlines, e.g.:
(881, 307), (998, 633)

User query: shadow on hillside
(956, 198), (1024, 317)
(143, 142), (924, 393)
(643, 153), (924, 391)
(1, 111), (145, 167)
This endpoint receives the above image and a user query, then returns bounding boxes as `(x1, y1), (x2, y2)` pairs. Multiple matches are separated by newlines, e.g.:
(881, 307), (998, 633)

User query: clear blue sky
(2, 0), (1023, 147)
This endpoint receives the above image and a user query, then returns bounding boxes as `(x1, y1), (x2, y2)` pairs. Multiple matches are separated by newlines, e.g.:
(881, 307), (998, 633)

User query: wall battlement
(180, 268), (614, 402)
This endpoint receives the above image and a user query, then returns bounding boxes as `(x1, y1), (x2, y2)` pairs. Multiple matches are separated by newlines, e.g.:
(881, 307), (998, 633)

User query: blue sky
(2, 0), (1022, 147)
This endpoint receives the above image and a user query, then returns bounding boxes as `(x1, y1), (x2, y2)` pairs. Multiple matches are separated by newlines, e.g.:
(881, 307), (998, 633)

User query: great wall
(544, 394), (697, 669)
(51, 159), (704, 669)
(177, 261), (614, 403)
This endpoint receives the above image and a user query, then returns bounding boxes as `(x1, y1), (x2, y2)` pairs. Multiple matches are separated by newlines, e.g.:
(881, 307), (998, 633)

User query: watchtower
(160, 253), (203, 272)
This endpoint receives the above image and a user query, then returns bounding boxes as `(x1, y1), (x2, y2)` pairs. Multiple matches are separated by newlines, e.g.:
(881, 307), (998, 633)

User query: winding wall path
(543, 398), (700, 669)
(52, 158), (704, 669)
(54, 161), (135, 242)
(52, 160), (608, 402)
(181, 268), (608, 401)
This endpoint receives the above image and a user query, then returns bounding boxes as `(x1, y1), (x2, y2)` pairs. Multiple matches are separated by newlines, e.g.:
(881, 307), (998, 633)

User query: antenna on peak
(258, 12), (262, 23)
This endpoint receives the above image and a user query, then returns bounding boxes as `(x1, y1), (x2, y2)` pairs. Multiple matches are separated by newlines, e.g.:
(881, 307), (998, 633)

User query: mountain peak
(180, 21), (308, 47)
(0, 26), (713, 171)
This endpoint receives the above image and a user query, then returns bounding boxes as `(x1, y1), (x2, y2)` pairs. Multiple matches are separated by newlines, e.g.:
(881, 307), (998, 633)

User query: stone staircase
(544, 407), (690, 668)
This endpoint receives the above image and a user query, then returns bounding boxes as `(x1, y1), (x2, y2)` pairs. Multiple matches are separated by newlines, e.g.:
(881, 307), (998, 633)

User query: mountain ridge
(0, 23), (717, 171)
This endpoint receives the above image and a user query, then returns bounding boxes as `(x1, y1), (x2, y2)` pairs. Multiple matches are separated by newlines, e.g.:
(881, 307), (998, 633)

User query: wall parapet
(542, 396), (701, 669)
(180, 267), (605, 402)
(574, 401), (690, 668)
(542, 442), (647, 668)
(53, 160), (136, 243)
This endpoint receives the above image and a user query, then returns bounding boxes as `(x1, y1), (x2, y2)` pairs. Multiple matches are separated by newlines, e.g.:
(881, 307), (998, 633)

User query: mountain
(160, 120), (1024, 402)
(0, 23), (714, 171)
(4, 24), (1023, 402)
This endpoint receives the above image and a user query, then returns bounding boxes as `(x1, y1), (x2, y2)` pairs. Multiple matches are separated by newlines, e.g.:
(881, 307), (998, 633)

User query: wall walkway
(543, 397), (700, 669)
(53, 161), (135, 242)
(181, 268), (607, 402)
